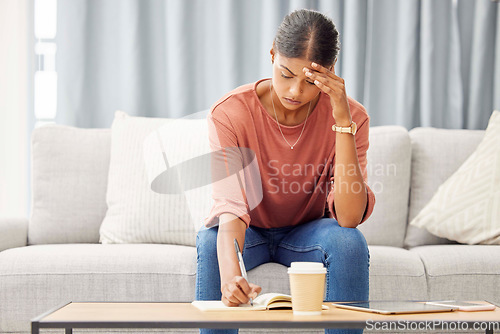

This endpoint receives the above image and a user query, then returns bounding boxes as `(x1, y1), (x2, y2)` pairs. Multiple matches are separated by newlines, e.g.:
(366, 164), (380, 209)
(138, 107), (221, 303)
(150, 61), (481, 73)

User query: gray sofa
(1, 120), (499, 334)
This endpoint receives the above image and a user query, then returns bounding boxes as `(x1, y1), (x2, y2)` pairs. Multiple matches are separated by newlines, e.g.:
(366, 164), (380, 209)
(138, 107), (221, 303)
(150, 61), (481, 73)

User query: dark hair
(273, 9), (340, 67)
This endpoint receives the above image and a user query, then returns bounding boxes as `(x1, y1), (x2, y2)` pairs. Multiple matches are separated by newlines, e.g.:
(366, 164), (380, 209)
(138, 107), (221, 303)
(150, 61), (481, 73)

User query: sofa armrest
(0, 217), (28, 252)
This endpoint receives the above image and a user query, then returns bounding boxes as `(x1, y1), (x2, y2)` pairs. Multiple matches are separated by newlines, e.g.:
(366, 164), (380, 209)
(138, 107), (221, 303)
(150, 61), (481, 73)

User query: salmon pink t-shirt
(204, 78), (375, 229)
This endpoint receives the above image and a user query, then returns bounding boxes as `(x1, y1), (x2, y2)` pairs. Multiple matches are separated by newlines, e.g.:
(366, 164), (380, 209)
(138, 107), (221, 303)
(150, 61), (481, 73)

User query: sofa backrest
(29, 120), (485, 248)
(29, 120), (413, 247)
(29, 125), (111, 244)
(403, 127), (485, 248)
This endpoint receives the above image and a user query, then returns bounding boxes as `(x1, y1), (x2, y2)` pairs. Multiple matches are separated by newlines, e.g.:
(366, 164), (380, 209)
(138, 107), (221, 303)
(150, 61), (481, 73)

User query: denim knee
(323, 224), (369, 262)
(343, 226), (368, 249)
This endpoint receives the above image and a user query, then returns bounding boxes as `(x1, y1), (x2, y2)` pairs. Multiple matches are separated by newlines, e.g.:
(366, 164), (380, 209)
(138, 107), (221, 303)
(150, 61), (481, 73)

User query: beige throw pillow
(410, 110), (500, 245)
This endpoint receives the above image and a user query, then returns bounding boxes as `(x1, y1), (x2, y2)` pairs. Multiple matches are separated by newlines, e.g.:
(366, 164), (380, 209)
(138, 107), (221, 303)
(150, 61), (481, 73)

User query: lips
(284, 98), (301, 105)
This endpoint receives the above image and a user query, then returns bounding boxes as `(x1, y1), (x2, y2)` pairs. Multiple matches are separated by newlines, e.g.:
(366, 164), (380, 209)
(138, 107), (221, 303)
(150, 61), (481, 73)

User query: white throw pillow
(143, 114), (213, 234)
(410, 110), (500, 245)
(99, 111), (207, 246)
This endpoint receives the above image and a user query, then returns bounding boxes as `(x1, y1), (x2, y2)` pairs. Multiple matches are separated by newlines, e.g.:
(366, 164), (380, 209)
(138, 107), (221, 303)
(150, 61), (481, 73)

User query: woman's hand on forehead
(302, 62), (352, 124)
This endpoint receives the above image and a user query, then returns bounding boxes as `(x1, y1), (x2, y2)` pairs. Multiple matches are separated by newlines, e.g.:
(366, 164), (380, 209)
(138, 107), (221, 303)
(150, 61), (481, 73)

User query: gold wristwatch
(332, 121), (357, 135)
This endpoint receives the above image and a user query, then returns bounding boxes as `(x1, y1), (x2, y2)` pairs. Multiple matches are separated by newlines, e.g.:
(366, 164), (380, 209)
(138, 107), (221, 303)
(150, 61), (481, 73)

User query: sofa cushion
(365, 245), (427, 300)
(410, 245), (500, 301)
(29, 125), (111, 244)
(0, 244), (196, 332)
(358, 126), (411, 248)
(99, 111), (197, 246)
(404, 127), (485, 248)
(410, 110), (500, 245)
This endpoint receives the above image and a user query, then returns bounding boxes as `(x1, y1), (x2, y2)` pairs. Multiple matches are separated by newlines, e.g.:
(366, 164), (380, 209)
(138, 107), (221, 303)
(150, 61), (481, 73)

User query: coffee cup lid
(287, 261), (327, 274)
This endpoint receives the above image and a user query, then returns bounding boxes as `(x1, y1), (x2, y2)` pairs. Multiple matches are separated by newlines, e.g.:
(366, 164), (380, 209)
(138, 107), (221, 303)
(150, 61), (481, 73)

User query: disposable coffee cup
(287, 262), (327, 316)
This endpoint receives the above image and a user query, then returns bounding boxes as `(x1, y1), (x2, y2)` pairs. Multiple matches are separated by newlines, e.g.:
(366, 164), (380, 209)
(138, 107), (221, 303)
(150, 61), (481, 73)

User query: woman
(196, 9), (376, 334)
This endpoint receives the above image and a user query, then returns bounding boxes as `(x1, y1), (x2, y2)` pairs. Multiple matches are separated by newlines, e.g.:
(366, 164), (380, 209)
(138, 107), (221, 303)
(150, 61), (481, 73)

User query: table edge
(31, 301), (72, 323)
(32, 300), (500, 330)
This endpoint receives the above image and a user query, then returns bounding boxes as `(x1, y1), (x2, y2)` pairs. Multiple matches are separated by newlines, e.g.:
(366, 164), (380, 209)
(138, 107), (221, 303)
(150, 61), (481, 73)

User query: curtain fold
(496, 4), (500, 112)
(467, 0), (497, 129)
(55, 0), (499, 129)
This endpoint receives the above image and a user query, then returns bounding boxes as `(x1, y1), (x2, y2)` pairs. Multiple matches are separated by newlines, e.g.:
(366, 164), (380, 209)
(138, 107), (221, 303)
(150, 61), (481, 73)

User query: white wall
(0, 0), (29, 218)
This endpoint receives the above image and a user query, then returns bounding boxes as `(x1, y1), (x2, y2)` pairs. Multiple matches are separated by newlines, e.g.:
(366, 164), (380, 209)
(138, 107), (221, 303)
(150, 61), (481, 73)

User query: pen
(234, 238), (253, 306)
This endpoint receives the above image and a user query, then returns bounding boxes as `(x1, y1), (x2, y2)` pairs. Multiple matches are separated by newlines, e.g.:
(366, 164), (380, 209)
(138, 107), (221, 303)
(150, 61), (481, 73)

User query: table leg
(31, 322), (39, 334)
(65, 328), (72, 334)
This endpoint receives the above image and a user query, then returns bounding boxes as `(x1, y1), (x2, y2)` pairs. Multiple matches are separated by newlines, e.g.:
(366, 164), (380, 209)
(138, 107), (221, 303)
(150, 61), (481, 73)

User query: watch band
(332, 121), (357, 135)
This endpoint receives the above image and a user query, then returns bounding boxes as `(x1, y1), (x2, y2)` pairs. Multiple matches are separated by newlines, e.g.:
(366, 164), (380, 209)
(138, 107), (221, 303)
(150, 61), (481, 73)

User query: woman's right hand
(221, 276), (262, 307)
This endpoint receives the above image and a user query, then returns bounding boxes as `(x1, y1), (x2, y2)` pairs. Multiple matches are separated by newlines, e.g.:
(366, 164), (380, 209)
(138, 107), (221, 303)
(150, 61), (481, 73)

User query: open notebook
(192, 293), (329, 311)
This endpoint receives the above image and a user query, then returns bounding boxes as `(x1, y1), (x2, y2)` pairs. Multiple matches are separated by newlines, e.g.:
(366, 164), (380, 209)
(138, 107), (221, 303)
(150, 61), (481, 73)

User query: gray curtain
(55, 0), (500, 129)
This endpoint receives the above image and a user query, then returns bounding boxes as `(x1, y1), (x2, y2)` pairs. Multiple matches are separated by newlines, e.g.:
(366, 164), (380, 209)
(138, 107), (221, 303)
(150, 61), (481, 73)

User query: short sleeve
(326, 114), (376, 225)
(203, 110), (251, 229)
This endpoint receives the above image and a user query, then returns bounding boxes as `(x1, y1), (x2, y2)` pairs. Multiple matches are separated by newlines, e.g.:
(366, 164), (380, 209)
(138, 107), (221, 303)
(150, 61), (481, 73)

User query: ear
(269, 41), (276, 64)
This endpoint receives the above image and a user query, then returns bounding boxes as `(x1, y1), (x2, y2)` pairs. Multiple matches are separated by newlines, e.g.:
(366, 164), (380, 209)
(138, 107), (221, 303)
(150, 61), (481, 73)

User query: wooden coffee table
(31, 301), (500, 334)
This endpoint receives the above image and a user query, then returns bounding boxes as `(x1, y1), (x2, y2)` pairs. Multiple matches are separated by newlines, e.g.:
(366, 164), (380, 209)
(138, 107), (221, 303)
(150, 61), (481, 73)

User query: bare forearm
(301, 61), (368, 226)
(217, 213), (247, 288)
(333, 122), (367, 228)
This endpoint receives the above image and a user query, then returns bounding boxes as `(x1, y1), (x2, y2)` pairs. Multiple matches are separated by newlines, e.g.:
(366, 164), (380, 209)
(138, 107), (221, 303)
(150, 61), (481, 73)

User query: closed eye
(281, 73), (315, 85)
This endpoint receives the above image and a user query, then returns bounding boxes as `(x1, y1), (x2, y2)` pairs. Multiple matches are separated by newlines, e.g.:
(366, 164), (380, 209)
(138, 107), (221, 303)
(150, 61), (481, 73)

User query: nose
(289, 81), (302, 97)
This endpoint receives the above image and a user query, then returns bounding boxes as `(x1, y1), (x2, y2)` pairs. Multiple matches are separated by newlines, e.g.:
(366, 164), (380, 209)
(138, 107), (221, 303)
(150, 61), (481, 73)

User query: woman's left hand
(303, 62), (352, 125)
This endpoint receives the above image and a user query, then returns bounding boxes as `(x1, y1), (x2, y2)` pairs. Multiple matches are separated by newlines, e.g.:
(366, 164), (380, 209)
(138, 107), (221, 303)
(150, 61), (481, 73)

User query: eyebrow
(280, 65), (296, 76)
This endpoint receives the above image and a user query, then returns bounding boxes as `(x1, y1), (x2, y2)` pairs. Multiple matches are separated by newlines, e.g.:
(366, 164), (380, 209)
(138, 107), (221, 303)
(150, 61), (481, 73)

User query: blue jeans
(195, 217), (369, 334)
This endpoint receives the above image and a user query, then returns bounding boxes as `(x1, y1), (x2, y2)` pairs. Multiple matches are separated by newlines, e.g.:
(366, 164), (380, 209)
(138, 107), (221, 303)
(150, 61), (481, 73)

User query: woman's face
(271, 53), (322, 111)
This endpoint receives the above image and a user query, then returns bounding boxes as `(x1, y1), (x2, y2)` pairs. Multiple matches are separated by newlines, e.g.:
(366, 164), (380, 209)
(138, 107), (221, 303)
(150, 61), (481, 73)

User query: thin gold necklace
(269, 80), (312, 150)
